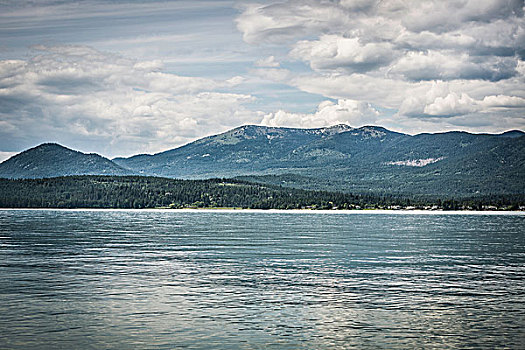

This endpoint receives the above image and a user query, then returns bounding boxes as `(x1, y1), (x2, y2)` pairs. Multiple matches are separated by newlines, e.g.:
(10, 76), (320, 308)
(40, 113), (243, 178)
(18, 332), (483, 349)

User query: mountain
(113, 124), (356, 178)
(0, 143), (132, 179)
(2, 125), (524, 198)
(113, 125), (525, 197)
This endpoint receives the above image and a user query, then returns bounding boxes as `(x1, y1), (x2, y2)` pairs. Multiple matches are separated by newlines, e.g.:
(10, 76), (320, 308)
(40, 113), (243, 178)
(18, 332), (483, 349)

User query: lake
(0, 209), (524, 349)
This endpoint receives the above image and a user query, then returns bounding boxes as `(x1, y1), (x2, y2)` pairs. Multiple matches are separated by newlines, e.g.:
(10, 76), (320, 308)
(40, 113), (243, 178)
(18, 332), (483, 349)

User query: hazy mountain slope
(0, 143), (132, 179)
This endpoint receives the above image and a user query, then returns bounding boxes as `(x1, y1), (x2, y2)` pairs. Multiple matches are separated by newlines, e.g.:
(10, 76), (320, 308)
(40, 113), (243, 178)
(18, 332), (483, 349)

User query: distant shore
(2, 207), (524, 215)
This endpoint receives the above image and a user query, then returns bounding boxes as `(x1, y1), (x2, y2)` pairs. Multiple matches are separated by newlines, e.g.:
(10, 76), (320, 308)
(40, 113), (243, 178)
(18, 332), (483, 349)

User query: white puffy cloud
(261, 99), (380, 128)
(394, 30), (477, 51)
(237, 0), (523, 48)
(482, 94), (525, 108)
(423, 93), (479, 116)
(397, 81), (525, 118)
(259, 95), (525, 135)
(0, 45), (260, 157)
(236, 0), (525, 130)
(290, 35), (395, 72)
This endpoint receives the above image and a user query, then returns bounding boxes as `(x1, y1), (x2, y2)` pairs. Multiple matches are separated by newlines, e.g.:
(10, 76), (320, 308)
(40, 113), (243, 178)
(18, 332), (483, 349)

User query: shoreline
(1, 208), (524, 215)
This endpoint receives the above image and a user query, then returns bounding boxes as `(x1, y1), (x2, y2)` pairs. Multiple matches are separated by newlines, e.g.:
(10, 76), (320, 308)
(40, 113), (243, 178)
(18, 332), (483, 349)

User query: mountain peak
(317, 124), (354, 135)
(210, 124), (358, 144)
(0, 143), (132, 179)
(344, 125), (395, 139)
(321, 123), (353, 130)
(29, 142), (69, 151)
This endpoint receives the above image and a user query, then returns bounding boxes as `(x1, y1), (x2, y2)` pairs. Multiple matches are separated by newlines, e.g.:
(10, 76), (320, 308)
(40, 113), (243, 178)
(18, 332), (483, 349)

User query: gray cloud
(235, 0), (353, 44)
(397, 0), (523, 33)
(389, 51), (518, 82)
(0, 45), (261, 157)
(290, 35), (396, 73)
(236, 0), (525, 123)
(1, 0), (524, 158)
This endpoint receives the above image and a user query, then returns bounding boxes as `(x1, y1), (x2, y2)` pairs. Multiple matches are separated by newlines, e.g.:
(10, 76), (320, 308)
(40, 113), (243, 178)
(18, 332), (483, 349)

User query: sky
(0, 0), (524, 160)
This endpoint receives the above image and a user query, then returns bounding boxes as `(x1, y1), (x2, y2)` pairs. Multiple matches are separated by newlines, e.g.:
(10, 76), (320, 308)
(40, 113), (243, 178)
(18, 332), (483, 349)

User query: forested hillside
(113, 125), (525, 197)
(0, 176), (521, 210)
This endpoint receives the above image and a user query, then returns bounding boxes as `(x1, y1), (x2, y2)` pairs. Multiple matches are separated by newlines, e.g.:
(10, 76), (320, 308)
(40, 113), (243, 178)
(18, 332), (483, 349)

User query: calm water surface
(0, 210), (524, 349)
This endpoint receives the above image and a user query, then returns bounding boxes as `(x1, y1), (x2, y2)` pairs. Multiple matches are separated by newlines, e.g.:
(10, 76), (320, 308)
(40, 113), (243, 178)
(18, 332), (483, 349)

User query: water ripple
(0, 210), (524, 349)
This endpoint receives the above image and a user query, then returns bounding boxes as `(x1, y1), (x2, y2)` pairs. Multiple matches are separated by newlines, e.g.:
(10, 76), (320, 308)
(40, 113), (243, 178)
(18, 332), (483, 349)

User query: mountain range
(1, 125), (524, 198)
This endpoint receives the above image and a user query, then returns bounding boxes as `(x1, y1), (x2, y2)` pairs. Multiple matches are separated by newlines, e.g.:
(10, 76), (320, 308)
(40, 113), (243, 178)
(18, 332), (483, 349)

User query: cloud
(482, 94), (525, 108)
(0, 45), (260, 156)
(255, 56), (280, 68)
(423, 92), (525, 117)
(397, 81), (525, 118)
(288, 73), (406, 109)
(396, 0), (523, 33)
(235, 0), (352, 44)
(259, 95), (525, 135)
(0, 151), (17, 163)
(423, 92), (479, 116)
(290, 35), (395, 72)
(237, 0), (524, 46)
(236, 0), (525, 129)
(1, 0), (524, 158)
(389, 50), (517, 82)
(261, 99), (380, 128)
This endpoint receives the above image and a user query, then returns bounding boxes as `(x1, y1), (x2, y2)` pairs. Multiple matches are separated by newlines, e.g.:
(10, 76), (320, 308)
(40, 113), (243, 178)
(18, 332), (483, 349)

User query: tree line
(0, 176), (522, 210)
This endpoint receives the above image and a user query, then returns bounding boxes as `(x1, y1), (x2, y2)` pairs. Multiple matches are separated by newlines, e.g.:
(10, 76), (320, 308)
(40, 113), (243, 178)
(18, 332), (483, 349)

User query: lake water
(0, 209), (524, 349)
